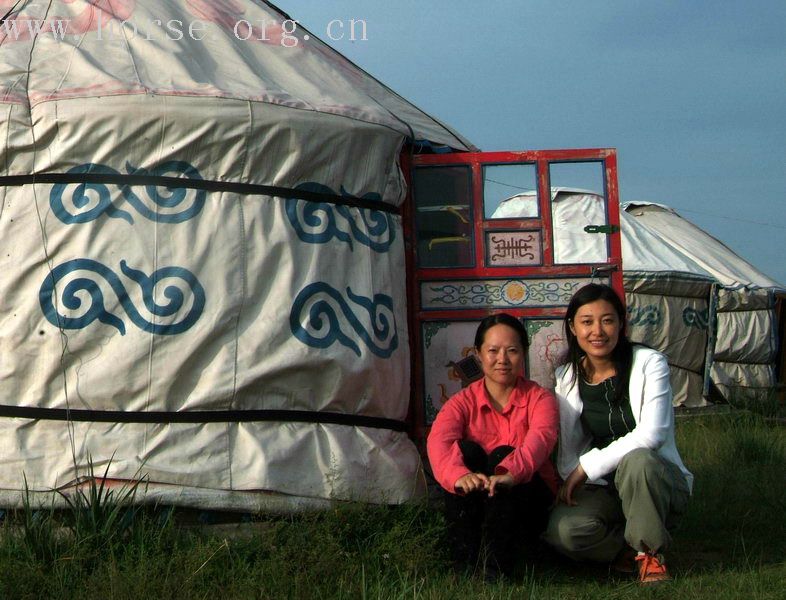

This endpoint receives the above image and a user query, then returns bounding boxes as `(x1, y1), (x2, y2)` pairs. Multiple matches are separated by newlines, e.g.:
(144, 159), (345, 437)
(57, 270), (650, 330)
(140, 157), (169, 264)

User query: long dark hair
(563, 283), (633, 404)
(474, 313), (529, 350)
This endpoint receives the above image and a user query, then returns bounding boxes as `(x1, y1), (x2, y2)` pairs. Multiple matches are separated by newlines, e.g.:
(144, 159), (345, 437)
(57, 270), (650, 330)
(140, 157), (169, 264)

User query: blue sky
(276, 1), (786, 285)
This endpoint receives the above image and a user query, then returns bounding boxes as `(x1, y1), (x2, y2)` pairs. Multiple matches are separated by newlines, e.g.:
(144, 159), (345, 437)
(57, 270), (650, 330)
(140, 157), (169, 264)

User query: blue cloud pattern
(39, 258), (206, 336)
(285, 182), (395, 252)
(290, 282), (398, 358)
(50, 161), (206, 224)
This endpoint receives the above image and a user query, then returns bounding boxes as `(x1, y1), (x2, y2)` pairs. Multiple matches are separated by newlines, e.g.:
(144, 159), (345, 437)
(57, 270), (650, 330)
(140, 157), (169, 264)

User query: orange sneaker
(635, 552), (672, 584)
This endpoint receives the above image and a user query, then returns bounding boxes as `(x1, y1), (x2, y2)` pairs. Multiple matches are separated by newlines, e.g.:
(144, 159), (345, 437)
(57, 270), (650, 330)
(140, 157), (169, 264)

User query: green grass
(0, 412), (783, 599)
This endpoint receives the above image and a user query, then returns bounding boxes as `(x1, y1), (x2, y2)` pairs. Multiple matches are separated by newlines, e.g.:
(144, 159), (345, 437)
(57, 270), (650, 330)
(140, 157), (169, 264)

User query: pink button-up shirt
(427, 377), (559, 495)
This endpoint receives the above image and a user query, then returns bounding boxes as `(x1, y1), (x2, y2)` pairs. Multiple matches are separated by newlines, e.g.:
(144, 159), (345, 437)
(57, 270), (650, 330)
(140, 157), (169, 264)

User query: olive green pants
(543, 448), (690, 562)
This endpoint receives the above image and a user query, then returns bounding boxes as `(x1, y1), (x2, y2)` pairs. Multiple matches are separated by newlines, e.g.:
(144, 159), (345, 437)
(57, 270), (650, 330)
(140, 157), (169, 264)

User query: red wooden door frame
(402, 148), (622, 448)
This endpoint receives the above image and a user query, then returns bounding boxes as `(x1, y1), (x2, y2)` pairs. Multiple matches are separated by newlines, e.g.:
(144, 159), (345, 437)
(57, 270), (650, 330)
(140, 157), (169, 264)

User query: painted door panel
(407, 149), (623, 444)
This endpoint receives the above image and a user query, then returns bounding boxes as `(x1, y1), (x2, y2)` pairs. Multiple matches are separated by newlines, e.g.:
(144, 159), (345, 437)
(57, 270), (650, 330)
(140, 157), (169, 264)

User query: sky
(275, 0), (786, 286)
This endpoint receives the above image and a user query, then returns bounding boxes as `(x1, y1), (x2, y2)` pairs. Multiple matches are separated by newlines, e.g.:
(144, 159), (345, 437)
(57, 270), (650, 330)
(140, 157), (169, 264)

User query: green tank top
(578, 376), (635, 449)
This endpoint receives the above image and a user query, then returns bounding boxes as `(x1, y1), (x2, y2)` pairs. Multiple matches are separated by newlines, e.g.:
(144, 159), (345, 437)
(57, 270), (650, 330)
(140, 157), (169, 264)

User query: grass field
(0, 410), (783, 599)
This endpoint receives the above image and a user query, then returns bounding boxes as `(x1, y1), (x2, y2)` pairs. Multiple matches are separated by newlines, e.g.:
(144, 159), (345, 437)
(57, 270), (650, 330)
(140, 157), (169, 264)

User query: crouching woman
(427, 313), (559, 580)
(543, 284), (693, 584)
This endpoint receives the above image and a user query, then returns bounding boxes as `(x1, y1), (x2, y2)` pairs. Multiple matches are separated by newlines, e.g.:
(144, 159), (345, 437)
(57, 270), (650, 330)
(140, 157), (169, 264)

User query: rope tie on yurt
(0, 172), (401, 214)
(0, 405), (408, 432)
(0, 0), (23, 26)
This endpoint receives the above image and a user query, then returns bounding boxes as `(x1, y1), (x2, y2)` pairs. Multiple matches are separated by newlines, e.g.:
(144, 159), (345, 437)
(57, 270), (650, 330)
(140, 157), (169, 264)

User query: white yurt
(0, 0), (473, 510)
(622, 202), (784, 407)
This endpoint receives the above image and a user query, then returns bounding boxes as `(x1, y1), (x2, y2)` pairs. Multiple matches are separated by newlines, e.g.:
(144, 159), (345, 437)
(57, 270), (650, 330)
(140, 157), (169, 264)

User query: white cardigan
(555, 347), (693, 493)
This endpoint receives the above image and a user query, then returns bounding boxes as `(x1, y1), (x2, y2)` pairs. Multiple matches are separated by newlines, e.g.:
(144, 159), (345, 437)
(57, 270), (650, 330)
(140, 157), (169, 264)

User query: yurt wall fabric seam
(229, 193), (247, 411)
(28, 92), (425, 143)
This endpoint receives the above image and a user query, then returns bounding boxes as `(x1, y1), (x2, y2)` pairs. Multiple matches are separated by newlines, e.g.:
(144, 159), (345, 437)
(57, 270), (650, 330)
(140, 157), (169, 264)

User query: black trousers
(443, 440), (554, 576)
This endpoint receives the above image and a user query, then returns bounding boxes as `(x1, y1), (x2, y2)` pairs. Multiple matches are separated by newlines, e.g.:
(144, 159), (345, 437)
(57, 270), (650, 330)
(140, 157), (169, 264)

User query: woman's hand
(557, 464), (587, 506)
(487, 472), (514, 497)
(454, 472), (490, 495)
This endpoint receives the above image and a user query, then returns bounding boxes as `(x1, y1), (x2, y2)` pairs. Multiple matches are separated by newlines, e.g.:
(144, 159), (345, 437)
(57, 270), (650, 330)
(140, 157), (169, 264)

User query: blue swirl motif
(627, 304), (661, 326)
(50, 161), (206, 224)
(525, 281), (582, 303)
(285, 182), (395, 252)
(427, 283), (501, 306)
(426, 280), (581, 307)
(39, 259), (206, 335)
(289, 282), (398, 358)
(683, 307), (709, 330)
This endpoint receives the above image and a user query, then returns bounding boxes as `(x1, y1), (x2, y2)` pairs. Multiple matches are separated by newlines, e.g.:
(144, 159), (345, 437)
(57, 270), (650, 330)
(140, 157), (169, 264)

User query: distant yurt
(622, 202), (784, 407)
(0, 1), (473, 510)
(494, 191), (785, 407)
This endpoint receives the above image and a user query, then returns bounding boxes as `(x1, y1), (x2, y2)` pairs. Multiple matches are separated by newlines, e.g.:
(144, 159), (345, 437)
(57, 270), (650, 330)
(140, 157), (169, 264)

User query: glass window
(412, 166), (474, 268)
(483, 164), (538, 219)
(549, 161), (609, 265)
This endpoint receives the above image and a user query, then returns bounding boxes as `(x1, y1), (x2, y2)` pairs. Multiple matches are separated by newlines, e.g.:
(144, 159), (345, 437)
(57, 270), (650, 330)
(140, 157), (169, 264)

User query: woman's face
(478, 324), (525, 387)
(569, 299), (622, 362)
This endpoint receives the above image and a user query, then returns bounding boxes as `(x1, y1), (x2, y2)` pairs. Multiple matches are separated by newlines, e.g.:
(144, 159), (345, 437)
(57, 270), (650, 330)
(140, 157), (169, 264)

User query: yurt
(622, 202), (784, 407)
(0, 0), (473, 510)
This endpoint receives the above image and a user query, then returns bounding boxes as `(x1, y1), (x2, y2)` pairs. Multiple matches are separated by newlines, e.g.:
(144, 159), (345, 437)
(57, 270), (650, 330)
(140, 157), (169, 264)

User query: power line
(485, 177), (535, 192)
(669, 205), (786, 231)
(486, 179), (786, 230)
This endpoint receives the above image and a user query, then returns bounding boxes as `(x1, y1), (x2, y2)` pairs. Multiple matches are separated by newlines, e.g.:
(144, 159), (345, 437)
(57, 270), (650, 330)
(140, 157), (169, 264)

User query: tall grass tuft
(56, 455), (146, 564)
(18, 475), (62, 566)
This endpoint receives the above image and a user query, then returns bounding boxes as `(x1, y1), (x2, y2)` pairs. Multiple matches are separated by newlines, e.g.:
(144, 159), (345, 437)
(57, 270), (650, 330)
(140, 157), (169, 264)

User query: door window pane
(483, 164), (538, 219)
(549, 161), (609, 264)
(413, 166), (474, 268)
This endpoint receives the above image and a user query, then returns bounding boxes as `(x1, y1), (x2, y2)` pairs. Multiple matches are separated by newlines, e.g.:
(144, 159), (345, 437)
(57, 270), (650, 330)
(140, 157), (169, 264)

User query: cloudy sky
(276, 0), (785, 285)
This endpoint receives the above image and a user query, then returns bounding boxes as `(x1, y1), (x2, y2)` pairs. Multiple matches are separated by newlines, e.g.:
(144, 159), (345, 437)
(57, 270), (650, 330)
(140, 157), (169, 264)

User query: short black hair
(474, 313), (528, 350)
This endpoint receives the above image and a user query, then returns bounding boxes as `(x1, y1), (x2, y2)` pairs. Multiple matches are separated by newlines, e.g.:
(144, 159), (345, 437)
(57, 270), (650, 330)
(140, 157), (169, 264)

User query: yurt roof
(0, 0), (474, 170)
(622, 202), (784, 290)
(620, 203), (715, 280)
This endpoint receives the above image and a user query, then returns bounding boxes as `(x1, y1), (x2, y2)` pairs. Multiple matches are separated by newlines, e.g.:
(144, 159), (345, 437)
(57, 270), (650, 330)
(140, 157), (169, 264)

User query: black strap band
(0, 173), (400, 215)
(0, 405), (407, 432)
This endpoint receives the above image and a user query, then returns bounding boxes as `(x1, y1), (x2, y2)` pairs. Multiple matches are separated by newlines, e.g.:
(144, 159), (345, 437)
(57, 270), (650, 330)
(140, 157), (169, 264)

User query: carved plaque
(486, 230), (542, 266)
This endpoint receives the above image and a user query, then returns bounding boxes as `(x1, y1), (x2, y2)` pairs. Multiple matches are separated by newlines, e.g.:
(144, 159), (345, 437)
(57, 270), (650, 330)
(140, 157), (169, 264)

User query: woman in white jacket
(543, 284), (693, 584)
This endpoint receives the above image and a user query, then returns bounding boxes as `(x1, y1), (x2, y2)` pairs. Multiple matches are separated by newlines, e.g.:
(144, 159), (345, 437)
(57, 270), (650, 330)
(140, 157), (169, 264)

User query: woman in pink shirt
(427, 313), (559, 580)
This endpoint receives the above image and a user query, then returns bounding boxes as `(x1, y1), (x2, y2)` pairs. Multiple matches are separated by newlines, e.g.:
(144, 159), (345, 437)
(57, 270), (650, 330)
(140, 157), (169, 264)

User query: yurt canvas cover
(0, 0), (473, 510)
(622, 202), (783, 406)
